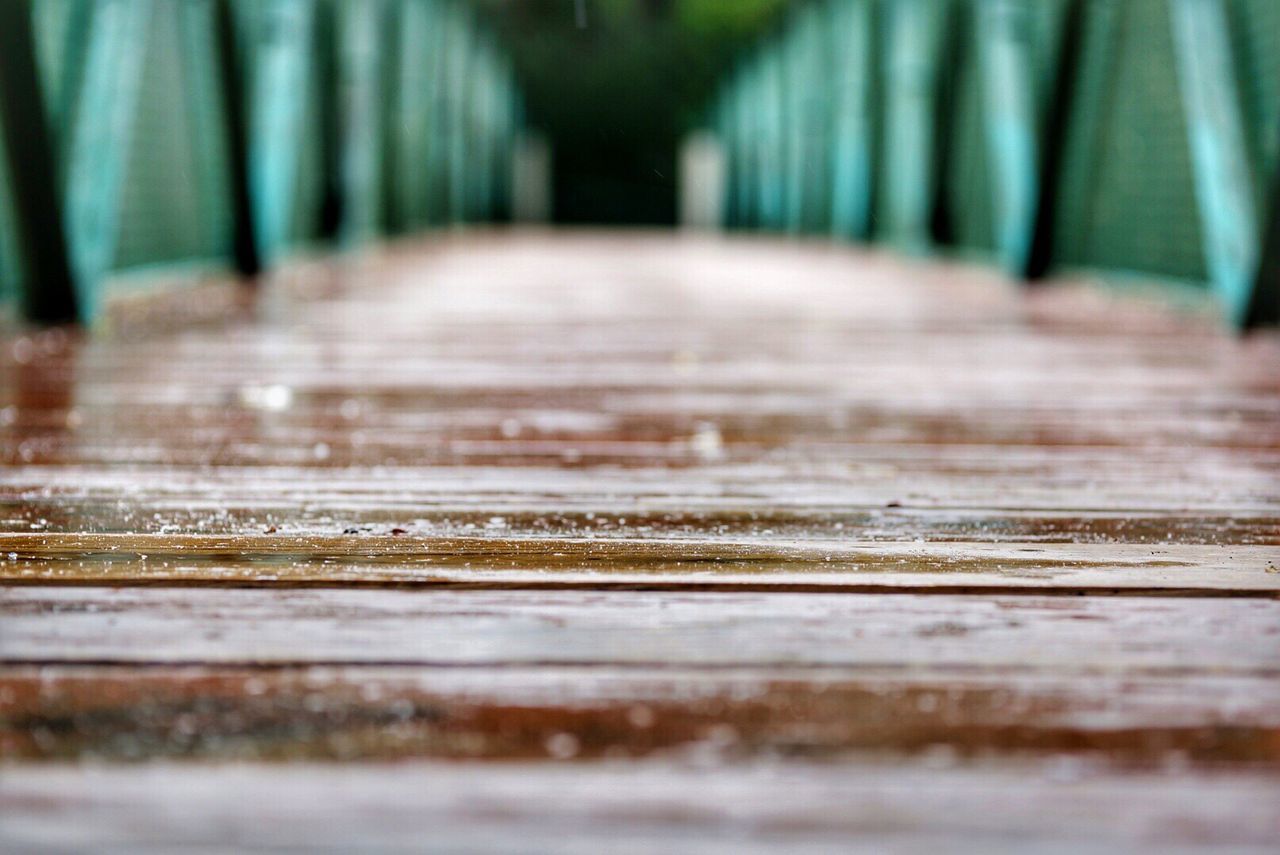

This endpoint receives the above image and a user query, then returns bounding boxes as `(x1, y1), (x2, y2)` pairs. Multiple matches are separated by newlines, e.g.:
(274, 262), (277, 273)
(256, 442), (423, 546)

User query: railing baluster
(1024, 0), (1087, 281)
(0, 0), (80, 323)
(64, 0), (152, 320)
(880, 0), (942, 251)
(978, 0), (1039, 275)
(248, 0), (315, 263)
(337, 0), (388, 244)
(1246, 112), (1280, 328)
(1170, 0), (1262, 328)
(830, 0), (876, 241)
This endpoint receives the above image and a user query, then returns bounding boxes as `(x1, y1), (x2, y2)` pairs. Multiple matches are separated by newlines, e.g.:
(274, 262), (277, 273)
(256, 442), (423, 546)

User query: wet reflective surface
(2, 233), (1279, 851)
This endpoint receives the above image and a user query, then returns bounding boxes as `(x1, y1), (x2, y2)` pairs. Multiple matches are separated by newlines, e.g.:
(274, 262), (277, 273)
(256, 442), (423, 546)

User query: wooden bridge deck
(2, 232), (1279, 851)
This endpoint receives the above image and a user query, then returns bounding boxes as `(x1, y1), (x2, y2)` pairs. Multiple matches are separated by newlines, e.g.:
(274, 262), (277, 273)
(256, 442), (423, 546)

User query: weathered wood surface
(6, 661), (1279, 765)
(4, 589), (1279, 767)
(1, 233), (1279, 850)
(4, 588), (1280, 672)
(4, 762), (1280, 853)
(3, 534), (1277, 593)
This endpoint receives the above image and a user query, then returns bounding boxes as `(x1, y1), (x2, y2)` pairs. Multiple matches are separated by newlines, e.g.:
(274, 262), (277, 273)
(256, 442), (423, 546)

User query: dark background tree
(473, 0), (792, 224)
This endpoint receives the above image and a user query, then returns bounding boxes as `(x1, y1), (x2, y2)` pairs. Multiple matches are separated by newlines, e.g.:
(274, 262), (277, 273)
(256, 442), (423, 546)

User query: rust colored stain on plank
(4, 666), (1279, 766)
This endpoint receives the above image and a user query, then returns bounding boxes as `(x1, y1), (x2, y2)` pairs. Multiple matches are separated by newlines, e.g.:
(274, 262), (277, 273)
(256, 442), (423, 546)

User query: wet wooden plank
(2, 239), (1276, 600)
(4, 490), (1279, 544)
(3, 761), (1278, 852)
(4, 662), (1278, 765)
(4, 588), (1277, 672)
(6, 458), (1278, 534)
(1, 535), (1275, 594)
(6, 586), (1274, 768)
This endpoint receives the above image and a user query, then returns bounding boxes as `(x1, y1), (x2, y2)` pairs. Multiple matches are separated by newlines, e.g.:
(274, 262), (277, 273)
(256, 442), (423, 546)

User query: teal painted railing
(712, 0), (1280, 329)
(0, 0), (523, 325)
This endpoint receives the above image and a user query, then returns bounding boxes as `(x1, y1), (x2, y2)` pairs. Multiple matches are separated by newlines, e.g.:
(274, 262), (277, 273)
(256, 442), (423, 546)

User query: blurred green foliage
(472, 0), (792, 223)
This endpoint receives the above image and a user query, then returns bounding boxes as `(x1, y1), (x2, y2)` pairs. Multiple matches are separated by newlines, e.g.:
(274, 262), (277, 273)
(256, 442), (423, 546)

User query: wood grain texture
(6, 662), (1279, 765)
(3, 761), (1279, 853)
(3, 587), (1279, 672)
(2, 533), (1276, 593)
(2, 233), (1278, 850)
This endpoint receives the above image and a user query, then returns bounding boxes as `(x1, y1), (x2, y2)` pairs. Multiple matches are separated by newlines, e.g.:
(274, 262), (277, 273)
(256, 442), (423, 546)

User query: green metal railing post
(391, 0), (432, 232)
(1246, 122), (1280, 328)
(447, 7), (474, 224)
(47, 1), (95, 157)
(880, 0), (943, 251)
(731, 74), (758, 229)
(337, 0), (387, 244)
(758, 49), (787, 230)
(209, 0), (263, 277)
(0, 0), (80, 323)
(978, 0), (1039, 274)
(927, 0), (967, 247)
(425, 0), (451, 224)
(64, 0), (152, 320)
(246, 0), (315, 263)
(829, 0), (876, 241)
(1171, 0), (1262, 328)
(795, 3), (832, 234)
(378, 0), (403, 235)
(312, 0), (345, 243)
(1024, 0), (1086, 281)
(781, 13), (806, 233)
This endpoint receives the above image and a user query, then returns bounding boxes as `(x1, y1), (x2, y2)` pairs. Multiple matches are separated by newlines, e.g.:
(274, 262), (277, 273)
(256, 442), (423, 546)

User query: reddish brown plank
(4, 663), (1279, 766)
(1, 534), (1275, 593)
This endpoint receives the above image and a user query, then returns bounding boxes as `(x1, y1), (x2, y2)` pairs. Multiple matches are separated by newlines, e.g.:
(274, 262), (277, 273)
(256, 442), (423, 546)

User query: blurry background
(474, 0), (789, 225)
